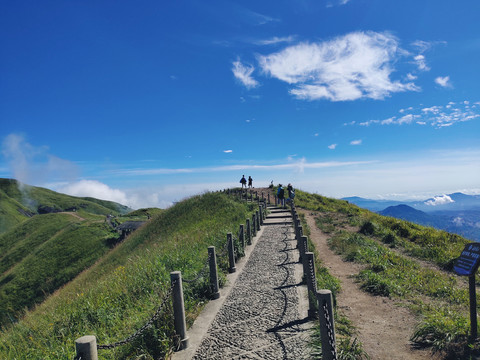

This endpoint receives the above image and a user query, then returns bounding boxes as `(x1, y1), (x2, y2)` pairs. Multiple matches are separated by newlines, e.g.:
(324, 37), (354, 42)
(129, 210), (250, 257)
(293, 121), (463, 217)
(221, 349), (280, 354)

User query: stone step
(263, 220), (293, 225)
(267, 214), (292, 219)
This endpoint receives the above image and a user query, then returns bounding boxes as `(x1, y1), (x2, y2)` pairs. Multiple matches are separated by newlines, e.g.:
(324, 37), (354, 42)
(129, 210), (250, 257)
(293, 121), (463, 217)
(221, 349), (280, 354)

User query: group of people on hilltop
(239, 175), (253, 189)
(238, 175), (295, 208)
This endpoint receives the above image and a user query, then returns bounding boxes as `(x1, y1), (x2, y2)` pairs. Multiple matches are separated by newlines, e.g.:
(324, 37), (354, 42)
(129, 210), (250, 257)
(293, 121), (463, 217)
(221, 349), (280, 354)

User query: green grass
(0, 191), (255, 359)
(0, 213), (120, 328)
(0, 178), (131, 224)
(294, 188), (479, 357)
(298, 211), (368, 359)
(0, 188), (32, 234)
(0, 179), (165, 330)
(358, 214), (470, 270)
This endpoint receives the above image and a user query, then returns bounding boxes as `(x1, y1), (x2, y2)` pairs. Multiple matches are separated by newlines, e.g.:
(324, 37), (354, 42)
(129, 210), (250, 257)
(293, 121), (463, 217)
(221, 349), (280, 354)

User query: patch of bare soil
(300, 210), (436, 360)
(60, 211), (85, 221)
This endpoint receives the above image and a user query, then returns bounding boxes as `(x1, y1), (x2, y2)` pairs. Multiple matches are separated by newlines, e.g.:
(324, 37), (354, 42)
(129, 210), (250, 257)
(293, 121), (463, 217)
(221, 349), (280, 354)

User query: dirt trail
(300, 210), (435, 360)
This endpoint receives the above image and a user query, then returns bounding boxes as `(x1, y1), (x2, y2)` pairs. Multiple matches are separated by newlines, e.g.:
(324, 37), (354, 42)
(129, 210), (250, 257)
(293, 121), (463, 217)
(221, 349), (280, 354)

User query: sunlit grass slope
(294, 189), (478, 358)
(0, 178), (131, 235)
(0, 212), (120, 328)
(0, 192), (255, 359)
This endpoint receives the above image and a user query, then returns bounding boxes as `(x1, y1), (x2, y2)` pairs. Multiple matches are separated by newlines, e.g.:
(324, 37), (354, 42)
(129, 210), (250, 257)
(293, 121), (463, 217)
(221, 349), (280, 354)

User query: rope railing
(74, 189), (265, 360)
(97, 280), (176, 350)
(75, 188), (338, 360)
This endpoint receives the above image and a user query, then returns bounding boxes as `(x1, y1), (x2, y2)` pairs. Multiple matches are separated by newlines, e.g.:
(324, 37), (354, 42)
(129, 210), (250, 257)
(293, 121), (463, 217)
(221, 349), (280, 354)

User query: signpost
(454, 243), (480, 341)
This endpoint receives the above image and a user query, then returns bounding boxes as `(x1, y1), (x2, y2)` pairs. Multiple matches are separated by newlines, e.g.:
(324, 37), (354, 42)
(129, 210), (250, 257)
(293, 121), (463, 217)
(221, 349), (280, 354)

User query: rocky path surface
(175, 206), (313, 360)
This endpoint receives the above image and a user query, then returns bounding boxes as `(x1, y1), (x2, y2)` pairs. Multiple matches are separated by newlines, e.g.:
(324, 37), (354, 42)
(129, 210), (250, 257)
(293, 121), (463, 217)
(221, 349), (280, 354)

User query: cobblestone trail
(191, 210), (312, 359)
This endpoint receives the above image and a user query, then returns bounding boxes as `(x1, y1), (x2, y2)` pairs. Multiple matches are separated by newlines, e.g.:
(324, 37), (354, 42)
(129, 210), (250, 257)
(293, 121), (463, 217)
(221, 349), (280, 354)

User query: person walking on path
(248, 176), (253, 188)
(240, 175), (247, 189)
(277, 184), (285, 208)
(287, 183), (295, 203)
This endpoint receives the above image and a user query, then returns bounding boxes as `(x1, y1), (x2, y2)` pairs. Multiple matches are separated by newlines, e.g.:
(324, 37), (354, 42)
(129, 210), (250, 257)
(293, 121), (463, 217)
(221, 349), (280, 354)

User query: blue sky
(1, 0), (479, 208)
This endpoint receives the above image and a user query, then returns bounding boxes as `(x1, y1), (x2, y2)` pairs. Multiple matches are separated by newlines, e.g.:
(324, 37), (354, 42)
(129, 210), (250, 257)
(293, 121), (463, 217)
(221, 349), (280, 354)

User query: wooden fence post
(301, 236), (309, 285)
(246, 218), (252, 245)
(317, 290), (337, 360)
(258, 205), (264, 225)
(170, 271), (189, 350)
(252, 214), (257, 237)
(305, 252), (318, 318)
(255, 210), (260, 231)
(75, 335), (98, 360)
(300, 235), (307, 266)
(239, 224), (245, 249)
(227, 233), (236, 273)
(208, 246), (220, 299)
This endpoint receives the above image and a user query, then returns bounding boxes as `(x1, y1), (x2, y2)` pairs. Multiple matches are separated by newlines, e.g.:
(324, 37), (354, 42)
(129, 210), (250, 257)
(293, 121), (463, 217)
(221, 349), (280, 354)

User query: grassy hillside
(0, 187), (33, 234)
(0, 192), (256, 359)
(0, 179), (154, 330)
(0, 212), (121, 328)
(1, 187), (476, 359)
(0, 178), (131, 234)
(294, 190), (478, 358)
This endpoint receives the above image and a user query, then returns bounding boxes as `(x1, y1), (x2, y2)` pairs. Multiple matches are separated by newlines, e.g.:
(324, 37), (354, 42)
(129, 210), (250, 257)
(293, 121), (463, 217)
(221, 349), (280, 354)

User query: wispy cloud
(435, 76), (452, 88)
(413, 54), (430, 71)
(241, 8), (279, 26)
(253, 36), (296, 46)
(232, 59), (259, 89)
(257, 31), (419, 101)
(354, 100), (480, 128)
(328, 144), (337, 150)
(360, 114), (421, 126)
(350, 139), (362, 145)
(110, 159), (376, 177)
(223, 150), (233, 153)
(326, 0), (351, 7)
(411, 40), (432, 53)
(1, 133), (78, 185)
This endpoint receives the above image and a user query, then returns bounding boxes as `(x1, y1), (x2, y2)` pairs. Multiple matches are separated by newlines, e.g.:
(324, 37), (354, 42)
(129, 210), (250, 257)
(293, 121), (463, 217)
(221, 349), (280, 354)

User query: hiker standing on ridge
(277, 184), (285, 208)
(248, 176), (253, 188)
(287, 183), (295, 203)
(240, 175), (247, 189)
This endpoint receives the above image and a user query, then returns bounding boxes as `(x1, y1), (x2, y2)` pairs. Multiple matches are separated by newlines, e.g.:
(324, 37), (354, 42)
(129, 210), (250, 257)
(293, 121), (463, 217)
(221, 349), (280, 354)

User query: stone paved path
(190, 208), (312, 359)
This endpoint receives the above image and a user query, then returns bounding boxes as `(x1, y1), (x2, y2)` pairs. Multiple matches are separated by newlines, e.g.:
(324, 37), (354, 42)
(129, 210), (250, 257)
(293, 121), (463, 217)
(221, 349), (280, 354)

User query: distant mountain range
(343, 193), (480, 241)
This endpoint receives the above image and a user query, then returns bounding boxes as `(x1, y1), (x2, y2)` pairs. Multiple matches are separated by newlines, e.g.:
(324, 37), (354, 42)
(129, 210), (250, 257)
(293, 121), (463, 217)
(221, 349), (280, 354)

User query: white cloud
(413, 54), (430, 71)
(411, 40), (432, 53)
(327, 0), (351, 7)
(328, 144), (337, 149)
(257, 31), (419, 101)
(424, 194), (455, 206)
(232, 60), (259, 89)
(406, 73), (417, 81)
(111, 159), (375, 177)
(350, 139), (362, 145)
(224, 150), (233, 153)
(1, 133), (78, 186)
(352, 101), (480, 128)
(453, 217), (464, 226)
(242, 9), (279, 26)
(56, 180), (129, 205)
(253, 36), (296, 46)
(435, 76), (451, 88)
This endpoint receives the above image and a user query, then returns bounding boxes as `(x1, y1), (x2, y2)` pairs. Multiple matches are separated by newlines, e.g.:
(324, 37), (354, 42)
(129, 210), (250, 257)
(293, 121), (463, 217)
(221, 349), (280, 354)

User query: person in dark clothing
(287, 183), (295, 203)
(248, 176), (253, 188)
(277, 184), (285, 207)
(240, 175), (247, 188)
